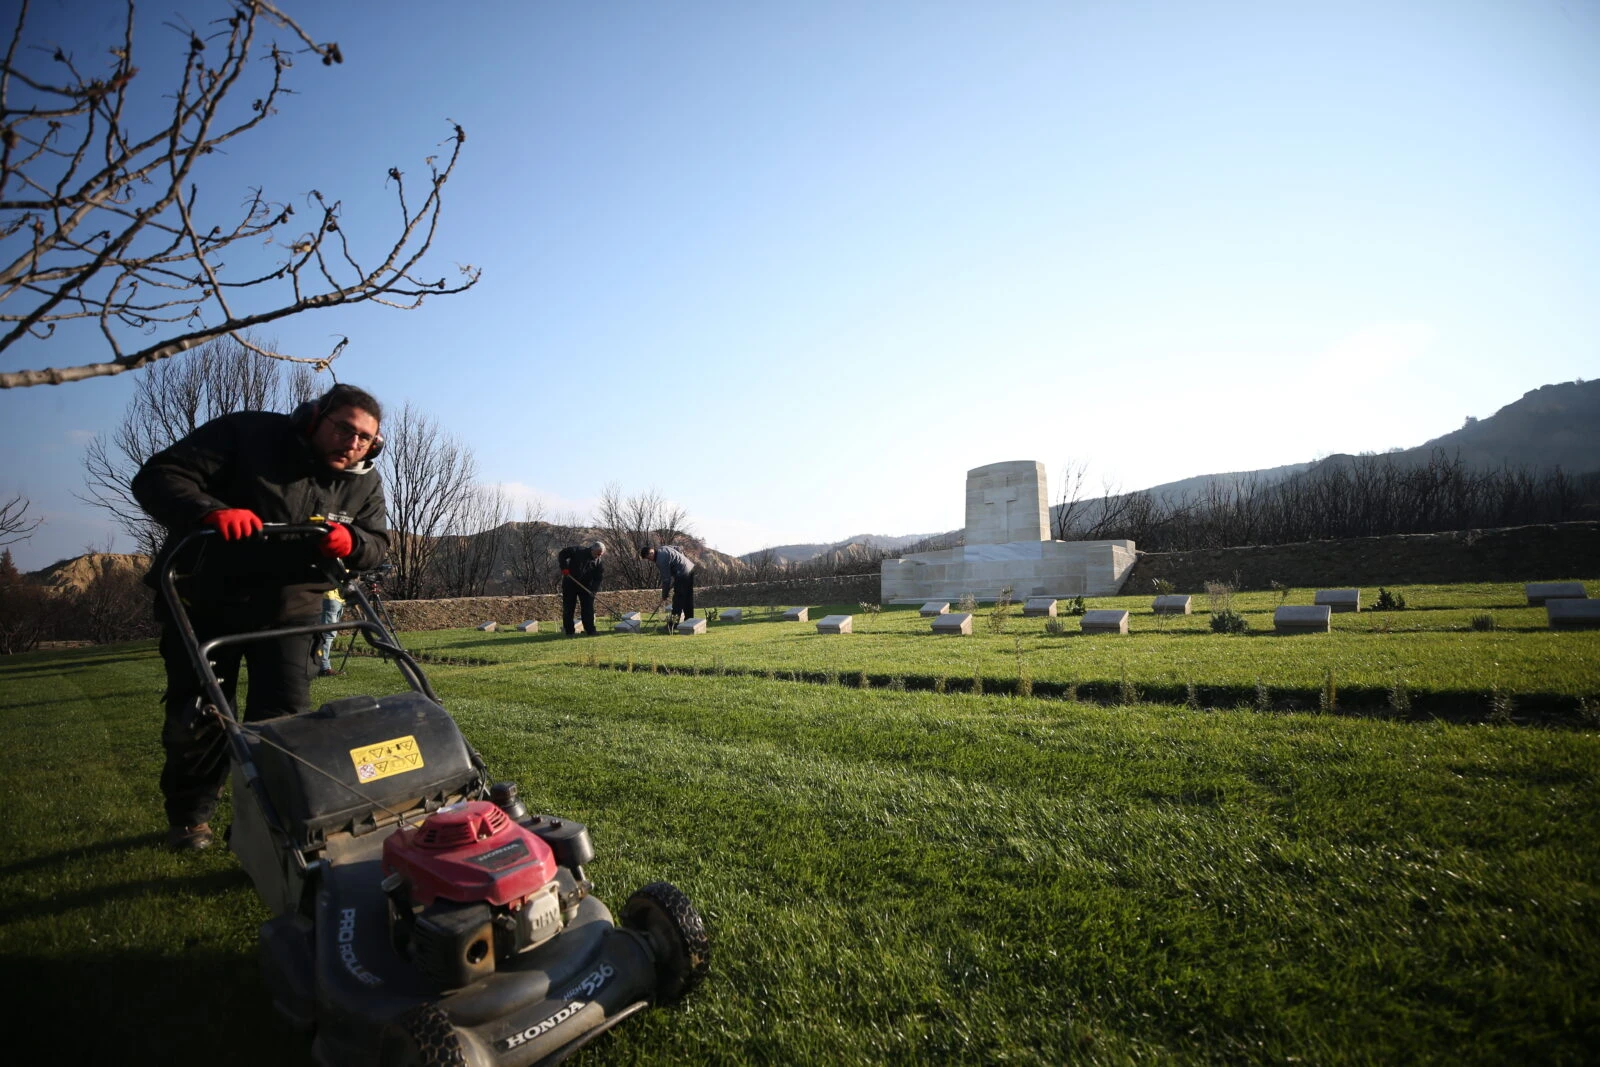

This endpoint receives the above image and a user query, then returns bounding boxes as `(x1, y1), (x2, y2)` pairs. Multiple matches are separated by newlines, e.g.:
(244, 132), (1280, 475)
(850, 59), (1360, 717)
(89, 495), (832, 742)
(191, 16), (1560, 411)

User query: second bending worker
(642, 543), (696, 621)
(558, 540), (606, 636)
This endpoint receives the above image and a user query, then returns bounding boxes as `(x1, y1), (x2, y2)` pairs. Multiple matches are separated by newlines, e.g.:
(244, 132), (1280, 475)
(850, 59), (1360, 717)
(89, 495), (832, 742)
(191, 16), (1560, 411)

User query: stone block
(783, 606), (809, 622)
(817, 614), (853, 634)
(932, 612), (973, 635)
(476, 621), (497, 632)
(720, 608), (744, 622)
(965, 460), (1049, 545)
(1080, 609), (1129, 634)
(1152, 594), (1191, 615)
(1315, 589), (1361, 613)
(1023, 597), (1057, 617)
(1546, 598), (1600, 630)
(515, 620), (539, 633)
(619, 611), (642, 623)
(920, 601), (950, 617)
(1275, 605), (1331, 633)
(676, 617), (707, 635)
(1526, 581), (1587, 606)
(614, 619), (640, 633)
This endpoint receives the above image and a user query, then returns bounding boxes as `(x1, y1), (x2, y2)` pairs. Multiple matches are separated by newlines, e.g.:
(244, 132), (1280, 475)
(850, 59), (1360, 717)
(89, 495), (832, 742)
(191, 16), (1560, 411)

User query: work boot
(166, 823), (214, 851)
(317, 668), (344, 677)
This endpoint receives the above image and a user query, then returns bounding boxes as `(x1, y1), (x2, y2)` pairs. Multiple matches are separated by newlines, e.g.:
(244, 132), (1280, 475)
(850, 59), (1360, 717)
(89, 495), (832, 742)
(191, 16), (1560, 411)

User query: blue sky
(3, 0), (1597, 571)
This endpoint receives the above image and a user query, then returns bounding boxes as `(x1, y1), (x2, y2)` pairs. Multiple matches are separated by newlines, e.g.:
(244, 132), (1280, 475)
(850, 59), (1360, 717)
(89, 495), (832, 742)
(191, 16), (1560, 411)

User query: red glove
(561, 568), (571, 576)
(201, 508), (262, 541)
(319, 521), (354, 559)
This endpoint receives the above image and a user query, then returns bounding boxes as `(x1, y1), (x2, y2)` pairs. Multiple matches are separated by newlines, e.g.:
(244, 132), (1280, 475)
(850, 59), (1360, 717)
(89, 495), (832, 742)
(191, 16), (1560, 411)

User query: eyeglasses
(329, 418), (377, 447)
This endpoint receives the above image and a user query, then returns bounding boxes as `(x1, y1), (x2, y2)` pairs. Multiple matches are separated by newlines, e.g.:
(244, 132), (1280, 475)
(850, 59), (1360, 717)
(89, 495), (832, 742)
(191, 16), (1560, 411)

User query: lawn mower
(160, 525), (710, 1066)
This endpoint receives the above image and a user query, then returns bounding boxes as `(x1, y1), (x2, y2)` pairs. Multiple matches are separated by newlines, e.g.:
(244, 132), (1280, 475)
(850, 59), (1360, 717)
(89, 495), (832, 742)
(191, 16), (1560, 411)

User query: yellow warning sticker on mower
(348, 735), (424, 783)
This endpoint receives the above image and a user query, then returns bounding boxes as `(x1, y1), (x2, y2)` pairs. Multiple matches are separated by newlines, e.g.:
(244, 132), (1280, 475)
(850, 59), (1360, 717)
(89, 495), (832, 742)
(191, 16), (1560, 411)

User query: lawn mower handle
(156, 525), (440, 720)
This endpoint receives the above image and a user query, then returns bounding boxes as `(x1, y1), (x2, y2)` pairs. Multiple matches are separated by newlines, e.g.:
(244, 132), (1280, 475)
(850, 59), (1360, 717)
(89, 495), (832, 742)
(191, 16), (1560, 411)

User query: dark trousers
(671, 573), (695, 620)
(157, 598), (316, 827)
(562, 576), (597, 636)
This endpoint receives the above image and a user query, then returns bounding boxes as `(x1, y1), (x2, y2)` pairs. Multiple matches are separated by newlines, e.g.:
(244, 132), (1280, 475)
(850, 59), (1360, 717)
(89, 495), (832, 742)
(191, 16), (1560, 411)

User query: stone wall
(694, 573), (882, 608)
(384, 589), (663, 632)
(1124, 522), (1600, 593)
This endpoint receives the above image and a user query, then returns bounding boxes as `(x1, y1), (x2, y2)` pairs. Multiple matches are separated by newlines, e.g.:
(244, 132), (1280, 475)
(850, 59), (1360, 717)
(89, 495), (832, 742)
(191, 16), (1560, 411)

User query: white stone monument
(881, 460), (1136, 603)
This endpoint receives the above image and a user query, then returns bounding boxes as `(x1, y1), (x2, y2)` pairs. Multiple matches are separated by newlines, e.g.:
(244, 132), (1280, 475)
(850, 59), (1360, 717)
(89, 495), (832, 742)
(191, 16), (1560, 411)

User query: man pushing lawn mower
(134, 393), (712, 1063)
(134, 383), (389, 852)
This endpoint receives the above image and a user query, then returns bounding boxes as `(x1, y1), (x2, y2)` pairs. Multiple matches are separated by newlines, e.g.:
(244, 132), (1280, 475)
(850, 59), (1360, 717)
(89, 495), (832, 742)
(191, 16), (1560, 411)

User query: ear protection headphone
(291, 385), (385, 460)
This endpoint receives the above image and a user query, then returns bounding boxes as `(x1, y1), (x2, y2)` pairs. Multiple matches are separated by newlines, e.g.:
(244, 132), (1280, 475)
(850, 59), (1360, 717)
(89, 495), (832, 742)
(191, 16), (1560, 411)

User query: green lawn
(1, 580), (1597, 1065)
(403, 581), (1600, 718)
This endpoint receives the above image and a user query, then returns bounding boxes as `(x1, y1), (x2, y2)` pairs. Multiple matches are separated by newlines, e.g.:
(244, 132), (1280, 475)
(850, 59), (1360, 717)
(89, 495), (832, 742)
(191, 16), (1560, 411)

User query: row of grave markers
(470, 581), (1597, 637)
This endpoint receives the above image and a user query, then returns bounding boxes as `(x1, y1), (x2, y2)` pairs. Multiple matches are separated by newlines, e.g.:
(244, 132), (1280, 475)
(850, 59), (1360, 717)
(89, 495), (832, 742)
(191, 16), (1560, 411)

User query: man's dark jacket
(132, 410), (387, 619)
(557, 545), (604, 592)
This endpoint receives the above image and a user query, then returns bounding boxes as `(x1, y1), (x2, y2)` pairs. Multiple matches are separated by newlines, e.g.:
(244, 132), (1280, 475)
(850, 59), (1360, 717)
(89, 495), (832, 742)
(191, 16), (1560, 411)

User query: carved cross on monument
(983, 485), (1020, 542)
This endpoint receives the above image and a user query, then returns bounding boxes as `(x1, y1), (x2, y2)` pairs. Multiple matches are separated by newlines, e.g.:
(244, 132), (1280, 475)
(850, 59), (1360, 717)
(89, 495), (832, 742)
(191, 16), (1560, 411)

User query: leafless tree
(0, 493), (39, 547)
(1051, 459), (1092, 540)
(1, 0), (478, 389)
(595, 483), (692, 591)
(432, 483), (510, 598)
(79, 333), (314, 557)
(506, 499), (566, 595)
(380, 402), (479, 600)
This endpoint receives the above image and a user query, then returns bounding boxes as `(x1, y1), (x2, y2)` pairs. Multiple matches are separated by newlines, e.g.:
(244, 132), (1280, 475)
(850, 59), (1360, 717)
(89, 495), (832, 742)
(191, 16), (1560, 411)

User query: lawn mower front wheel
(378, 1003), (468, 1067)
(620, 881), (711, 1004)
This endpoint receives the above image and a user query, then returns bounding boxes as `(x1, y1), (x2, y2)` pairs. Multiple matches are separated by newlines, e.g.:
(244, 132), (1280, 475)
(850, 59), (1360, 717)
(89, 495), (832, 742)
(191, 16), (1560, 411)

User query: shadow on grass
(2, 948), (310, 1066)
(0, 832), (165, 878)
(0, 866), (252, 925)
(0, 688), (151, 711)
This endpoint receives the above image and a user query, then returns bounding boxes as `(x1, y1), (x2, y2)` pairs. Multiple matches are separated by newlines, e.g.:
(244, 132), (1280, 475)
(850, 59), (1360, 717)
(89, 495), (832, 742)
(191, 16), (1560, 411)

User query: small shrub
(1210, 610), (1249, 634)
(1119, 666), (1140, 705)
(1374, 588), (1407, 611)
(1470, 613), (1496, 632)
(1151, 578), (1175, 597)
(1489, 687), (1514, 725)
(1270, 580), (1290, 604)
(1204, 580), (1237, 615)
(971, 671), (984, 696)
(1320, 669), (1337, 713)
(859, 601), (882, 618)
(957, 592), (978, 613)
(1043, 616), (1067, 635)
(1254, 678), (1270, 711)
(624, 654), (634, 673)
(650, 659), (659, 674)
(888, 675), (907, 692)
(1577, 697), (1599, 729)
(1062, 596), (1087, 617)
(1388, 678), (1411, 716)
(705, 606), (721, 622)
(824, 670), (838, 687)
(988, 586), (1015, 634)
(934, 675), (947, 694)
(1185, 682), (1199, 709)
(1064, 682), (1078, 703)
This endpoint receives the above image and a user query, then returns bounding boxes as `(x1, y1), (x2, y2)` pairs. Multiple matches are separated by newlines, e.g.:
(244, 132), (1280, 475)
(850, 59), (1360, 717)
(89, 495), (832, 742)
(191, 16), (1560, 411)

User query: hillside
(740, 532), (942, 566)
(26, 553), (148, 594)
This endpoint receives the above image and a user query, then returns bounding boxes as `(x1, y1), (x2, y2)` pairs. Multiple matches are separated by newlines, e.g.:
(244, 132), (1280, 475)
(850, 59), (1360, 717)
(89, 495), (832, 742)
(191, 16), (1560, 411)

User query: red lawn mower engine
(382, 795), (584, 989)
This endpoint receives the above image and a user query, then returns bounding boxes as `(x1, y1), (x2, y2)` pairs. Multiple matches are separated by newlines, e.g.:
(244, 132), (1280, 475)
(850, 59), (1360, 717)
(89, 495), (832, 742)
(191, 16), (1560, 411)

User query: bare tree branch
(0, 0), (477, 389)
(0, 492), (40, 547)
